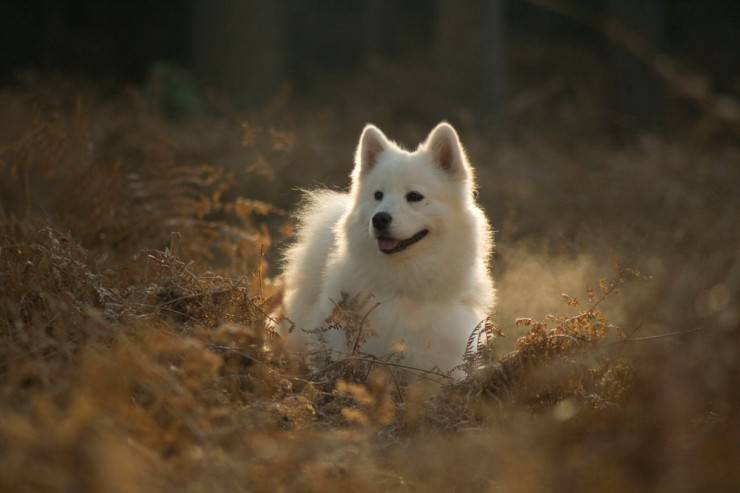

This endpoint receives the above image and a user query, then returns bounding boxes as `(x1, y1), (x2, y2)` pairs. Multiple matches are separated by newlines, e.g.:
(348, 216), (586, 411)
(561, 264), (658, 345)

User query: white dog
(279, 122), (494, 372)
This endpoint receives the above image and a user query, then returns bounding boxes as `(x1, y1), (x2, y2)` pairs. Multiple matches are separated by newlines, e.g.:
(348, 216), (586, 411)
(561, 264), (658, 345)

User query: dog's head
(349, 122), (476, 256)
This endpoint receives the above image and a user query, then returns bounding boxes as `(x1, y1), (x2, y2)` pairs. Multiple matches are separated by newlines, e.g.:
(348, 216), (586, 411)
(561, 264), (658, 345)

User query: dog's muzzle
(376, 229), (429, 254)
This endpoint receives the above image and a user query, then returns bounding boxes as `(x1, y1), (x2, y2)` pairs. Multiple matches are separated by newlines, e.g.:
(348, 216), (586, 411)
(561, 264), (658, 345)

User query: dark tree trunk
(607, 0), (665, 133)
(363, 0), (389, 63)
(436, 0), (508, 126)
(190, 0), (284, 107)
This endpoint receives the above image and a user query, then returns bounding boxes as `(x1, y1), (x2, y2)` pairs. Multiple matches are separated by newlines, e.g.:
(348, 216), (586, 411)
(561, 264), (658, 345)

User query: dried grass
(0, 79), (738, 492)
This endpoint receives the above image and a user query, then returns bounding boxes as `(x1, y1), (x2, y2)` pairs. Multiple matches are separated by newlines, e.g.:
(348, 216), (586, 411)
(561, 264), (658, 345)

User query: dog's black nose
(372, 212), (392, 230)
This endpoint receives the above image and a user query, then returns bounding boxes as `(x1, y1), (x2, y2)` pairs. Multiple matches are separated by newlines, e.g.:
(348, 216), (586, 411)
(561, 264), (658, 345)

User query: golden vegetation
(1, 79), (738, 492)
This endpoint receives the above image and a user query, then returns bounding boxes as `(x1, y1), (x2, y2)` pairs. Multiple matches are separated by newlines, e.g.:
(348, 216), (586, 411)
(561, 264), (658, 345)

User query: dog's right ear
(354, 124), (389, 176)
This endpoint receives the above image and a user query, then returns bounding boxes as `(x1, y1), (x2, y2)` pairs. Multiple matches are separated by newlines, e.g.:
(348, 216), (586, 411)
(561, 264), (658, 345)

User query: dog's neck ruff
(377, 229), (429, 255)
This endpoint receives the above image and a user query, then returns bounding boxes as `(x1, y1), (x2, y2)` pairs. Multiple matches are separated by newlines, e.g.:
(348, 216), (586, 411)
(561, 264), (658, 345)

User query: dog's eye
(406, 191), (424, 203)
(374, 191), (383, 201)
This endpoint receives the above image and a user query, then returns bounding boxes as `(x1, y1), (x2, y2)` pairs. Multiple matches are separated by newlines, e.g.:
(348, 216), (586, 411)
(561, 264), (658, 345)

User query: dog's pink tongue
(378, 237), (399, 251)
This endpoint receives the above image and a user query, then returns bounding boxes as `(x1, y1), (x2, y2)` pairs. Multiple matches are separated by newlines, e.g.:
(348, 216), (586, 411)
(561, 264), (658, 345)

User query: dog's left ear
(423, 122), (471, 181)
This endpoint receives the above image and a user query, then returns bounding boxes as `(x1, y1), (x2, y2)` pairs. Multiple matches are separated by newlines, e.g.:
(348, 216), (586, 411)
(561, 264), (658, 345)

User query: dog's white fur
(280, 122), (494, 371)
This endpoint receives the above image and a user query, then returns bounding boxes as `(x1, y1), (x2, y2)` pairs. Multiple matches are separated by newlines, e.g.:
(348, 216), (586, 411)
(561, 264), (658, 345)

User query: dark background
(1, 0), (738, 133)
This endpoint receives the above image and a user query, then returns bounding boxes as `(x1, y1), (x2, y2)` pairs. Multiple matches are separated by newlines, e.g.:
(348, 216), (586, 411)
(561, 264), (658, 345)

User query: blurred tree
(191, 0), (284, 106)
(363, 0), (391, 63)
(283, 1), (365, 93)
(436, 0), (508, 126)
(607, 0), (665, 133)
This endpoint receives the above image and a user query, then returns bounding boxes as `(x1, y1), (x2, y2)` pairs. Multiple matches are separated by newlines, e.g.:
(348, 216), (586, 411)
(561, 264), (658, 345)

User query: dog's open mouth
(377, 229), (429, 254)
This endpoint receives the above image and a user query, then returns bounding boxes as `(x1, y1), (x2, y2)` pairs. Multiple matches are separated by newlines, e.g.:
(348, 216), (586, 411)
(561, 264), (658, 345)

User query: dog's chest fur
(329, 290), (485, 371)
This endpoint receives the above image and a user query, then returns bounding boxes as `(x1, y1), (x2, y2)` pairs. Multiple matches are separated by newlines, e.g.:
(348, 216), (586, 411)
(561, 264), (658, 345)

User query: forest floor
(1, 77), (739, 492)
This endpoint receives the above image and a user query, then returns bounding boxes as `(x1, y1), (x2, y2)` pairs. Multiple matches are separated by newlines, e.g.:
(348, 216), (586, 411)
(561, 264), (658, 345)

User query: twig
(614, 327), (707, 344)
(257, 243), (264, 301)
(314, 354), (453, 382)
(157, 287), (237, 307)
(547, 334), (582, 343)
(561, 270), (632, 325)
(389, 368), (404, 403)
(524, 0), (740, 132)
(352, 302), (381, 355)
(251, 299), (292, 335)
(623, 321), (644, 340)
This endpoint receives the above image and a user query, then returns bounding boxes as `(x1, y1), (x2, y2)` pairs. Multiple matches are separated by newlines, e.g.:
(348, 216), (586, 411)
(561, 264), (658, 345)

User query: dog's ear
(423, 122), (471, 180)
(354, 124), (389, 175)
